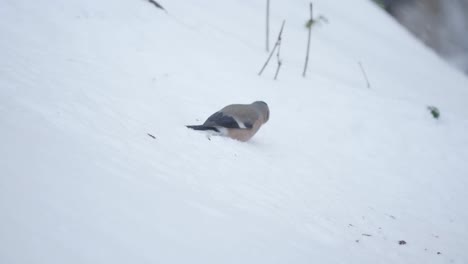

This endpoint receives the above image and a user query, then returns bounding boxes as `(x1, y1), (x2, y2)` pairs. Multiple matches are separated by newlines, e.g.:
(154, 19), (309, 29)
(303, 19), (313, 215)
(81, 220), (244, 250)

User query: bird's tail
(186, 125), (219, 132)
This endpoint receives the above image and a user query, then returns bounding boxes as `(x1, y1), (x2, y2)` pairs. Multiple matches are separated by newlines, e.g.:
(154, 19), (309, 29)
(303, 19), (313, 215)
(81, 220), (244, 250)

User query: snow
(1, 0), (468, 263)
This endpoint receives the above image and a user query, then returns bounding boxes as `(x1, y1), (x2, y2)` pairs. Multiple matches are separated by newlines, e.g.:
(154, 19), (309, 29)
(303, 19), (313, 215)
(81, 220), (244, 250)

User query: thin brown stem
(274, 28), (284, 80)
(303, 3), (313, 77)
(147, 0), (167, 13)
(258, 20), (286, 76)
(358, 61), (371, 88)
(266, 0), (270, 52)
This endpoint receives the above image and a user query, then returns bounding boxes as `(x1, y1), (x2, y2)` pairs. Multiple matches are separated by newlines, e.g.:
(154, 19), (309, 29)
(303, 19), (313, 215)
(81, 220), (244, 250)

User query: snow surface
(1, 0), (468, 263)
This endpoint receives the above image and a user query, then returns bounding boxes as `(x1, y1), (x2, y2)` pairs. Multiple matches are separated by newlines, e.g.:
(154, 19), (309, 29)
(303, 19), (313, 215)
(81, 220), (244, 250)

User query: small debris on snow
(427, 105), (440, 119)
(147, 133), (156, 139)
(146, 0), (167, 12)
(398, 240), (407, 245)
(362, 233), (372, 237)
(386, 214), (397, 220)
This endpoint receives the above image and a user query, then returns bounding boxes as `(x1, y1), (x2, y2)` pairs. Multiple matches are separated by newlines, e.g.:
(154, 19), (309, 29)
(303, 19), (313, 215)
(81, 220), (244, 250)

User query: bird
(187, 101), (270, 142)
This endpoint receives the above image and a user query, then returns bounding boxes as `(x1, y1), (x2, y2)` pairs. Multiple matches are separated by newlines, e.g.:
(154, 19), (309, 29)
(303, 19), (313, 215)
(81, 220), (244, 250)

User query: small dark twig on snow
(358, 61), (371, 88)
(303, 2), (313, 77)
(258, 20), (286, 79)
(147, 0), (167, 12)
(266, 0), (270, 52)
(274, 30), (284, 80)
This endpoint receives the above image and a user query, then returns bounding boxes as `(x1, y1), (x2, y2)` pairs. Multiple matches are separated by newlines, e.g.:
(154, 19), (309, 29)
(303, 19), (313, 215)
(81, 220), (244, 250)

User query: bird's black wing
(203, 112), (241, 128)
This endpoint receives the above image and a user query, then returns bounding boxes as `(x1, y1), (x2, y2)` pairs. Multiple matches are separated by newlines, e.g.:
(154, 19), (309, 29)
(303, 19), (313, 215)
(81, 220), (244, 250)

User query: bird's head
(252, 101), (269, 123)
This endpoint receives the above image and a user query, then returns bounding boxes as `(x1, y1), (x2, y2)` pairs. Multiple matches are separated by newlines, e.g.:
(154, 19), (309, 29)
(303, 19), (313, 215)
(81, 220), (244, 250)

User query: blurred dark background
(380, 0), (468, 75)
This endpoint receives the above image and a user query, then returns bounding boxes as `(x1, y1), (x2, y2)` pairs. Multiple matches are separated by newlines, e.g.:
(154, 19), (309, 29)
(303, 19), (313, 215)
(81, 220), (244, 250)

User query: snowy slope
(1, 0), (468, 263)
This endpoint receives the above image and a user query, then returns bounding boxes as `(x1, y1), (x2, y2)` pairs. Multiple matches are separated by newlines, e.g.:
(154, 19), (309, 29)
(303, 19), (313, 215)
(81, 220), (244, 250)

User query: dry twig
(147, 0), (167, 12)
(266, 0), (270, 52)
(258, 20), (286, 78)
(303, 3), (313, 77)
(358, 61), (371, 88)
